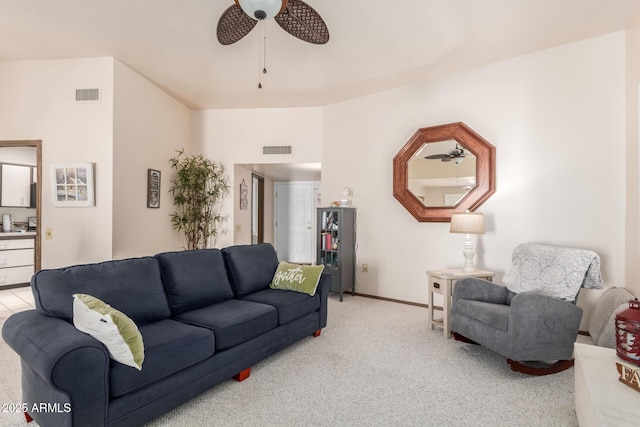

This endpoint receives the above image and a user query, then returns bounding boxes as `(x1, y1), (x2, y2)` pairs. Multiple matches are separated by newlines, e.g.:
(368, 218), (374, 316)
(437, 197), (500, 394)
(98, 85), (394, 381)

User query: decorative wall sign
(147, 169), (161, 208)
(240, 179), (248, 210)
(50, 163), (95, 207)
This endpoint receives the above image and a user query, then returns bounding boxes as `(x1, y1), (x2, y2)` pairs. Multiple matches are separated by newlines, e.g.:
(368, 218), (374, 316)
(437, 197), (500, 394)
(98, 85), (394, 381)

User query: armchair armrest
(453, 277), (509, 304)
(2, 310), (110, 426)
(508, 292), (583, 359)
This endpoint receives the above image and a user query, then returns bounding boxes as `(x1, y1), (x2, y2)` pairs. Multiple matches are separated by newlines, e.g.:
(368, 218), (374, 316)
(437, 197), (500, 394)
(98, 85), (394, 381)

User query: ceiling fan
(217, 0), (330, 45)
(425, 145), (466, 163)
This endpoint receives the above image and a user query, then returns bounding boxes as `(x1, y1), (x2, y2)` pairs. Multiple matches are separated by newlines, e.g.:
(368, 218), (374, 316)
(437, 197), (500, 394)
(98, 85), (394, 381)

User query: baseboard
(354, 292), (431, 309)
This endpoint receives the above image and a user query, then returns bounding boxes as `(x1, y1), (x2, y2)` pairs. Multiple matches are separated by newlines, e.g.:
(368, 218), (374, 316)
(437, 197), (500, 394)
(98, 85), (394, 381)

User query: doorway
(274, 181), (314, 263)
(251, 174), (264, 244)
(0, 141), (42, 275)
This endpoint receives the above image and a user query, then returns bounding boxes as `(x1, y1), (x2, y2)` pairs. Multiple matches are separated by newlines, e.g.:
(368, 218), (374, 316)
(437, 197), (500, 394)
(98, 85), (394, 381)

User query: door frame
(0, 140), (42, 272)
(251, 173), (264, 244)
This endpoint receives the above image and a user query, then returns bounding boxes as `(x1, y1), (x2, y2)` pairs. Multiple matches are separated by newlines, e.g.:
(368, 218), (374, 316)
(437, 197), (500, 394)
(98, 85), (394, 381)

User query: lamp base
(461, 234), (475, 272)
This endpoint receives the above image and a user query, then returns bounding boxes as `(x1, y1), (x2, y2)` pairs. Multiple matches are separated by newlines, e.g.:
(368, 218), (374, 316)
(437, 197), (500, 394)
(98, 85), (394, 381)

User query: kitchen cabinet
(0, 235), (35, 286)
(1, 164), (32, 207)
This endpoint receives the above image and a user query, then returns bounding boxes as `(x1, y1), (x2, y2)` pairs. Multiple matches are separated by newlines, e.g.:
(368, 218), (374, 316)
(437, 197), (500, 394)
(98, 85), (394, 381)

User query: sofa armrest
(453, 277), (509, 304)
(317, 273), (332, 329)
(2, 310), (110, 426)
(508, 292), (583, 358)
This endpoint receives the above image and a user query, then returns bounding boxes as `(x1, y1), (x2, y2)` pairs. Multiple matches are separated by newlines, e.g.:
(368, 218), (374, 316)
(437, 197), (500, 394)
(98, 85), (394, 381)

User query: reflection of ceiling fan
(425, 145), (466, 163)
(217, 0), (330, 45)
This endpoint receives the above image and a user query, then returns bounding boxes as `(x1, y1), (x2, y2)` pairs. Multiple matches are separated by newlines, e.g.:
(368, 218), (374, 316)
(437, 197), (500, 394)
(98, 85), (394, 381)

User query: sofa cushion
(241, 288), (320, 325)
(73, 293), (144, 370)
(32, 257), (171, 326)
(174, 299), (277, 350)
(109, 319), (215, 398)
(155, 249), (234, 314)
(222, 243), (279, 297)
(456, 299), (510, 332)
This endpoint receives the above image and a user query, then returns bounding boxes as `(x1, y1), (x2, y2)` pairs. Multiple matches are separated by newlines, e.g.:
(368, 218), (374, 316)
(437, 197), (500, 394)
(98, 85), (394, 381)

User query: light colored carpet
(0, 296), (578, 426)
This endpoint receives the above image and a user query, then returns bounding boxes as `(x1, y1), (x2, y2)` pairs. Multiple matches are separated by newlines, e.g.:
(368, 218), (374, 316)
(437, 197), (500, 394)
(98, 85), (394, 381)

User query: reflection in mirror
(408, 139), (476, 207)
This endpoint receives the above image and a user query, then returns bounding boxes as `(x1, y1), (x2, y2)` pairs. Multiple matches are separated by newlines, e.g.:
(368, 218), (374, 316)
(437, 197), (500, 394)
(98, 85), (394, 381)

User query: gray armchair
(450, 243), (603, 375)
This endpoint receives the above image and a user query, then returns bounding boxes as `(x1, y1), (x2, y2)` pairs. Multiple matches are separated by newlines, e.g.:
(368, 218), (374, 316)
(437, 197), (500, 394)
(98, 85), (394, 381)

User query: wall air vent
(75, 88), (101, 102)
(263, 145), (292, 155)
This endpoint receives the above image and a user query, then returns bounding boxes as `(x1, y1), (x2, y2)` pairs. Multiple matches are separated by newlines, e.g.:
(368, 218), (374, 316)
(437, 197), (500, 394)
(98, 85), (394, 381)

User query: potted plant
(169, 149), (229, 250)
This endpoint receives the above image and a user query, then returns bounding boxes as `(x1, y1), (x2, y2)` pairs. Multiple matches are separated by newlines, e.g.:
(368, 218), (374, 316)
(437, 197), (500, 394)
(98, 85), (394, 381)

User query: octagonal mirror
(393, 122), (496, 222)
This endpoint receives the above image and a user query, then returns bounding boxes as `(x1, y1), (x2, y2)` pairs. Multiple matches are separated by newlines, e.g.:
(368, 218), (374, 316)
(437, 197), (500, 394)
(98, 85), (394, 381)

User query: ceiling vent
(263, 145), (292, 155)
(75, 88), (101, 102)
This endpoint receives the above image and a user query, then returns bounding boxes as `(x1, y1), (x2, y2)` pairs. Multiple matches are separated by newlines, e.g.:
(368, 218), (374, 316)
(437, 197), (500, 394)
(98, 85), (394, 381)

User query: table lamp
(450, 211), (485, 272)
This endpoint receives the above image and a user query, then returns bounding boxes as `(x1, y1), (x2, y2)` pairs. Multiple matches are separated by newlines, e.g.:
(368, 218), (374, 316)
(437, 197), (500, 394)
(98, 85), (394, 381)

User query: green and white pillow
(72, 293), (144, 370)
(270, 262), (324, 296)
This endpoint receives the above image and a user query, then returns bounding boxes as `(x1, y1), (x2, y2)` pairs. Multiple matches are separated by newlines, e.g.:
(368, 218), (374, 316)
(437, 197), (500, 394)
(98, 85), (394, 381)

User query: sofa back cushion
(32, 257), (171, 326)
(222, 243), (279, 297)
(155, 249), (234, 314)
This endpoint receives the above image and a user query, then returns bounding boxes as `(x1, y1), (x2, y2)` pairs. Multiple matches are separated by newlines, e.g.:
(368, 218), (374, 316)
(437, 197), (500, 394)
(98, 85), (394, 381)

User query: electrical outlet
(362, 263), (368, 273)
(45, 228), (53, 240)
(235, 224), (241, 232)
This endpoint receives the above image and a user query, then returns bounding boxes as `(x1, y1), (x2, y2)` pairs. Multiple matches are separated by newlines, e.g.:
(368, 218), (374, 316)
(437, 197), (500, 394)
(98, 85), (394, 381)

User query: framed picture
(50, 163), (95, 207)
(147, 169), (161, 208)
(239, 179), (248, 210)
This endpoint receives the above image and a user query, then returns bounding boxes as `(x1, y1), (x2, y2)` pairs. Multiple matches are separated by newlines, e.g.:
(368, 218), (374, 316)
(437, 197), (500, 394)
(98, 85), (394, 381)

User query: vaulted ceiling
(1, 0), (639, 109)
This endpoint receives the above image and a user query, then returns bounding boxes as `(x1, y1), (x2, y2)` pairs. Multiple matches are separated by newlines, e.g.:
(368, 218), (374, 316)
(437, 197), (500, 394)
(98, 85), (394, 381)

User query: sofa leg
(24, 412), (33, 423)
(233, 367), (251, 382)
(313, 329), (322, 337)
(506, 358), (574, 376)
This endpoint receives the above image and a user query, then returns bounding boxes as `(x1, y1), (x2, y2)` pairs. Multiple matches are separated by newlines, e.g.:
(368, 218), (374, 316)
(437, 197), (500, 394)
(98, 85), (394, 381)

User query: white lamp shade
(236, 0), (287, 20)
(450, 212), (485, 235)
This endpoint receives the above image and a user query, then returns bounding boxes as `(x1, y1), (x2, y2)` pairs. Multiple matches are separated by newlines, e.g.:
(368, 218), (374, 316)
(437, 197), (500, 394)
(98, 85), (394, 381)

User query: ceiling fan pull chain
(258, 21), (268, 89)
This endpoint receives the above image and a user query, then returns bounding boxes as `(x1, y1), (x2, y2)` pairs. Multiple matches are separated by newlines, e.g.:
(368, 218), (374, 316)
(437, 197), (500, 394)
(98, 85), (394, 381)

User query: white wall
(323, 32), (626, 325)
(112, 60), (191, 258)
(0, 58), (115, 268)
(191, 107), (324, 248)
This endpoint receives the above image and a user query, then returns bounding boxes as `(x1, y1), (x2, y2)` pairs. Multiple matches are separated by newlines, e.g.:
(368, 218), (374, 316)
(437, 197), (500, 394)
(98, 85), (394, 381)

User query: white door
(274, 182), (314, 263)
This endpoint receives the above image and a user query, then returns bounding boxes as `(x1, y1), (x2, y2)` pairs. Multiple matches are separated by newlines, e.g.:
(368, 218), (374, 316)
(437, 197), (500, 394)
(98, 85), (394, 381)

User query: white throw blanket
(503, 243), (603, 302)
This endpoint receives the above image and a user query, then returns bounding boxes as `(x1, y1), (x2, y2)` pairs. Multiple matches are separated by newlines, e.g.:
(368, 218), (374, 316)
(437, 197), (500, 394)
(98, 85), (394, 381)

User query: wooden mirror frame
(393, 122), (496, 222)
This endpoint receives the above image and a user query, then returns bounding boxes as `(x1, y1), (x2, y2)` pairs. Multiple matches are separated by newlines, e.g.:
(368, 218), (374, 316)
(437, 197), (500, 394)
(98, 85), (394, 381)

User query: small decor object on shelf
(616, 299), (640, 366)
(340, 187), (353, 207)
(616, 362), (640, 393)
(147, 169), (161, 208)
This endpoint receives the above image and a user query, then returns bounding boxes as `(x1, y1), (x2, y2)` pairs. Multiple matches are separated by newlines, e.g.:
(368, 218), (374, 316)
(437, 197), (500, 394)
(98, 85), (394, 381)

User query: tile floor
(0, 286), (35, 317)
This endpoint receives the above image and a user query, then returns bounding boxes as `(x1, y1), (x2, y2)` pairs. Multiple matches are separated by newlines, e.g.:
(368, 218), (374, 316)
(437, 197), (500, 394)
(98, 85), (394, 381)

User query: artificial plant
(169, 149), (229, 250)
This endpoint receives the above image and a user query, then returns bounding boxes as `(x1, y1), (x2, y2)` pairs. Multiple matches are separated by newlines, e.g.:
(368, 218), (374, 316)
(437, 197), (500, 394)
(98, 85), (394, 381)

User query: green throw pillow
(270, 262), (324, 296)
(72, 293), (145, 370)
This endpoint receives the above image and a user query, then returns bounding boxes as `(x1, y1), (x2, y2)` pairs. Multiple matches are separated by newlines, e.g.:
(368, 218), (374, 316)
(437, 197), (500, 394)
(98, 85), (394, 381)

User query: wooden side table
(426, 268), (496, 338)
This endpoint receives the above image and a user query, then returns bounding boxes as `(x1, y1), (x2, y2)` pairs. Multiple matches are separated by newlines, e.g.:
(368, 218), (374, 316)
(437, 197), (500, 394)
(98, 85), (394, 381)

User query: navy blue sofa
(2, 243), (331, 427)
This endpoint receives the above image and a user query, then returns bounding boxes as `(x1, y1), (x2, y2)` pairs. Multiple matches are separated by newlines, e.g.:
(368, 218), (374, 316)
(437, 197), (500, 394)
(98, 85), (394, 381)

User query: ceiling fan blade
(274, 0), (329, 45)
(425, 154), (448, 159)
(217, 4), (258, 45)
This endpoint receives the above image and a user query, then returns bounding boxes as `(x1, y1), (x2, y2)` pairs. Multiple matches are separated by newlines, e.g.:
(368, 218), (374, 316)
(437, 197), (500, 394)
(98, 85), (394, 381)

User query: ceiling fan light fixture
(235, 0), (287, 20)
